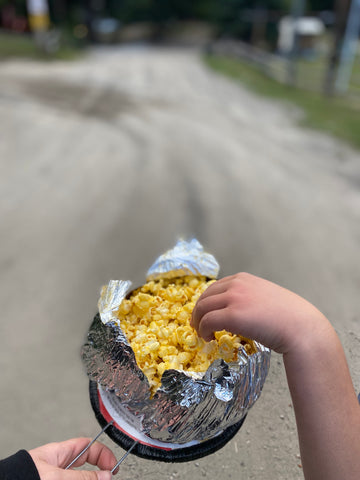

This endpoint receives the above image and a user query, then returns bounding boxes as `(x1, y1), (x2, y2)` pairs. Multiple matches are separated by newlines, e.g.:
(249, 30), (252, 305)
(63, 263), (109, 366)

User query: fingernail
(97, 471), (112, 480)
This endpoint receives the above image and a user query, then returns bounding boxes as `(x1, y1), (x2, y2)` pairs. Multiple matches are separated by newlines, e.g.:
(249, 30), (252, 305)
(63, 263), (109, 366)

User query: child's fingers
(197, 308), (235, 342)
(200, 277), (235, 299)
(191, 293), (227, 332)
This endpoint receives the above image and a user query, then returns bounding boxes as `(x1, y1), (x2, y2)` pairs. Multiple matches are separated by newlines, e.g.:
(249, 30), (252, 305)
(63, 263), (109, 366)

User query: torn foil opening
(82, 239), (270, 444)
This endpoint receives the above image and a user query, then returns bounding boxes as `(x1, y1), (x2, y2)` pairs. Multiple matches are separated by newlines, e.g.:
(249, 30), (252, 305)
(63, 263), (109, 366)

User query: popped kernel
(115, 275), (256, 395)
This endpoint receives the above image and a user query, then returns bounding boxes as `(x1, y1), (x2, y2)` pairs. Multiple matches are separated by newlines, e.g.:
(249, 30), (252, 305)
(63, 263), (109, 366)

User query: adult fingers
(75, 441), (116, 472)
(62, 468), (112, 480)
(56, 438), (116, 471)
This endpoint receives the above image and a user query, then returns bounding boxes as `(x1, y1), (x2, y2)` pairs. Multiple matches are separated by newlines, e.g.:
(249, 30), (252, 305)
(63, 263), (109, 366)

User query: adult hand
(29, 437), (117, 480)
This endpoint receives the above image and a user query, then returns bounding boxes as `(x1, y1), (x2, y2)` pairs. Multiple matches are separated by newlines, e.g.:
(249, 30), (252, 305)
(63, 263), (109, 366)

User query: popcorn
(115, 275), (256, 395)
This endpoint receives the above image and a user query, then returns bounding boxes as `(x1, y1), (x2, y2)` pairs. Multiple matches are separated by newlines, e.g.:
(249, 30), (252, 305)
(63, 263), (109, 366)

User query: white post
(287, 0), (306, 86)
(27, 0), (50, 31)
(26, 0), (51, 52)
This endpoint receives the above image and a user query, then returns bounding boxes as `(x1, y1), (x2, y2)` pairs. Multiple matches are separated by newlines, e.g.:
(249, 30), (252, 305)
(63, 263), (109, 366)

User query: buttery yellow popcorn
(116, 275), (256, 395)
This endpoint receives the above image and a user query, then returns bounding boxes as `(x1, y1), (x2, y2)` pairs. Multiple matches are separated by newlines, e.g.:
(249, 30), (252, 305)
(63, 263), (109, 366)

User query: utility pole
(323, 0), (350, 95)
(335, 0), (360, 94)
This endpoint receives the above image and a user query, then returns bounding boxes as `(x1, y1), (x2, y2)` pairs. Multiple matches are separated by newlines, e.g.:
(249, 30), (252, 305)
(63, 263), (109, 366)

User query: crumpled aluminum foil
(146, 238), (220, 281)
(82, 239), (271, 444)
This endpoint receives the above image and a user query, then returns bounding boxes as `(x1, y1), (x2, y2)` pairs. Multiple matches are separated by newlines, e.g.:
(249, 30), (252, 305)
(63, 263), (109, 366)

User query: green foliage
(106, 0), (220, 23)
(0, 31), (80, 60)
(204, 54), (360, 150)
(0, 0), (26, 13)
(307, 0), (335, 11)
(211, 0), (292, 42)
(108, 0), (152, 23)
(1, 0), (337, 43)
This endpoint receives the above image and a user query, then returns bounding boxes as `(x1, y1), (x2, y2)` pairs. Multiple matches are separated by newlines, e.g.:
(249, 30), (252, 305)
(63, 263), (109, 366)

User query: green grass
(204, 54), (360, 151)
(0, 31), (81, 61)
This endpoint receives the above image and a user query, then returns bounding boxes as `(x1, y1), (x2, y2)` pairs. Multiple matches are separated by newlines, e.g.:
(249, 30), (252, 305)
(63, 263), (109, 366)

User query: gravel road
(1, 45), (360, 479)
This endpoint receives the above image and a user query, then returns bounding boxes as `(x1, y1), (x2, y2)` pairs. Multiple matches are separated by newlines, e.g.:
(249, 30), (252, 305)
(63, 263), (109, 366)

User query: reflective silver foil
(82, 239), (271, 444)
(146, 238), (220, 281)
(98, 280), (132, 325)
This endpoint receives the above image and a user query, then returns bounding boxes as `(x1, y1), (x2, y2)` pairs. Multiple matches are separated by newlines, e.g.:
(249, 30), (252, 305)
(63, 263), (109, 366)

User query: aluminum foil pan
(82, 239), (271, 444)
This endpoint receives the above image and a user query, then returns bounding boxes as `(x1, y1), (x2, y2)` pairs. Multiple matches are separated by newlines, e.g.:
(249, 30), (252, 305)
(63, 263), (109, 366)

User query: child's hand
(191, 273), (360, 480)
(191, 273), (328, 354)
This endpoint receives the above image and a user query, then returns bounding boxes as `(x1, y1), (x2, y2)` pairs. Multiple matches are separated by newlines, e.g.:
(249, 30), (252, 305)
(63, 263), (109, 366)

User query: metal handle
(111, 440), (139, 474)
(65, 421), (138, 475)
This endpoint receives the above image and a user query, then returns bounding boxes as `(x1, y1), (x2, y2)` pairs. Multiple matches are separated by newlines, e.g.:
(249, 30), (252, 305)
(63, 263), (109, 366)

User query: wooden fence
(208, 39), (360, 101)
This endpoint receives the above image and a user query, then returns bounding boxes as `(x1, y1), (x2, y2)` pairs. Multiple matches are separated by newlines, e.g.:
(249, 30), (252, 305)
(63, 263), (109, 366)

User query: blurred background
(1, 0), (360, 99)
(1, 1), (360, 479)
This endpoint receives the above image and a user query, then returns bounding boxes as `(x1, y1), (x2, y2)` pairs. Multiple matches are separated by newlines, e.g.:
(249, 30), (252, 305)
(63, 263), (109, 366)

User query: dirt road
(1, 46), (360, 479)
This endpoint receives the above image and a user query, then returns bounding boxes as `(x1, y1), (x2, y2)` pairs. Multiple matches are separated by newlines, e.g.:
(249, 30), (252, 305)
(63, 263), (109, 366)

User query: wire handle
(65, 421), (138, 475)
(111, 440), (138, 474)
